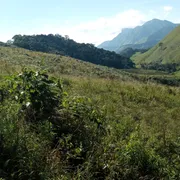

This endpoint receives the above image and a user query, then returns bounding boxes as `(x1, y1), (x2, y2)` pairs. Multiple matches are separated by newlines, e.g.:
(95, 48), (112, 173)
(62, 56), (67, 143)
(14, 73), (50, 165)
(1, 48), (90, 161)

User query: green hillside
(132, 26), (180, 72)
(1, 46), (179, 86)
(0, 46), (180, 179)
(0, 46), (134, 81)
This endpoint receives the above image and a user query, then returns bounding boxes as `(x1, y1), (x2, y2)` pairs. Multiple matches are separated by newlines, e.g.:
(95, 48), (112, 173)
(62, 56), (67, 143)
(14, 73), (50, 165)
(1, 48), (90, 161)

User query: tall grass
(0, 46), (180, 179)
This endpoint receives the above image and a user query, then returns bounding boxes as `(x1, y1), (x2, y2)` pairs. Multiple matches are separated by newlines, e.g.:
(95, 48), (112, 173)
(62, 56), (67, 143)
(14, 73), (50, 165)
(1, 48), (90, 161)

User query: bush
(6, 68), (63, 123)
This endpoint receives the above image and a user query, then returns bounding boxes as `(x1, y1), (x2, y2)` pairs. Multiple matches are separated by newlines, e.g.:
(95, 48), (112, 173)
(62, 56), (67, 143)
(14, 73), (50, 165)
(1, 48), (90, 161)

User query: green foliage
(140, 62), (178, 73)
(0, 69), (107, 179)
(53, 96), (105, 164)
(1, 46), (180, 87)
(12, 34), (134, 69)
(65, 76), (180, 179)
(119, 47), (148, 58)
(0, 101), (51, 179)
(6, 69), (62, 122)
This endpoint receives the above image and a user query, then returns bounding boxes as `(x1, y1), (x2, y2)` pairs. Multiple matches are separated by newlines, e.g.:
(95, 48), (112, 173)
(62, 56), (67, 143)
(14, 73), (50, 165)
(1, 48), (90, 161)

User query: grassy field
(0, 46), (180, 179)
(0, 46), (133, 79)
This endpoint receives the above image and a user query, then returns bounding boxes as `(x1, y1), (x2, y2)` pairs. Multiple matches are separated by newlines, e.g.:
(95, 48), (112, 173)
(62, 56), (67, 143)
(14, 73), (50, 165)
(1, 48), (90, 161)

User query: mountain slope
(98, 19), (178, 53)
(132, 25), (180, 71)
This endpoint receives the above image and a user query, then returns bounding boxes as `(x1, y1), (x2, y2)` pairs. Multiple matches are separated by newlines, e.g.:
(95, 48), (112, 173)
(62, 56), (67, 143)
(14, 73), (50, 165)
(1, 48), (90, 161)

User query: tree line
(12, 34), (134, 69)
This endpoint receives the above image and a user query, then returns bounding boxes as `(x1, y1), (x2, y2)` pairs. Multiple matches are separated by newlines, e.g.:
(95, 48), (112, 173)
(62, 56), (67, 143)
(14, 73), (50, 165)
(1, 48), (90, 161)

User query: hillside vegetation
(0, 46), (136, 82)
(0, 46), (180, 179)
(1, 46), (180, 87)
(11, 34), (134, 69)
(132, 26), (180, 72)
(119, 47), (148, 58)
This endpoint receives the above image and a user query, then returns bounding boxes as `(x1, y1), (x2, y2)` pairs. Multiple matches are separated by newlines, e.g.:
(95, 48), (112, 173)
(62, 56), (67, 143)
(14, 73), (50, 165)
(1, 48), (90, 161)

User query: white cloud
(26, 9), (147, 46)
(0, 9), (151, 45)
(163, 6), (173, 18)
(0, 34), (13, 42)
(56, 9), (147, 45)
(163, 6), (173, 12)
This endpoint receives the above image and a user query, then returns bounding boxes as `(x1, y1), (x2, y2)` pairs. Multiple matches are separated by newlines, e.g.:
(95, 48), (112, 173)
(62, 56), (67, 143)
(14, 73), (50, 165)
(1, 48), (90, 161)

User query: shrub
(6, 68), (63, 123)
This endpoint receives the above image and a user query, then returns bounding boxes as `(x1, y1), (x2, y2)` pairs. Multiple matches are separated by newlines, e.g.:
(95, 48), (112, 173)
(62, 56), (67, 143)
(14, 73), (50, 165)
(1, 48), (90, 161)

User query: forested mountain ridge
(11, 34), (134, 69)
(98, 19), (178, 53)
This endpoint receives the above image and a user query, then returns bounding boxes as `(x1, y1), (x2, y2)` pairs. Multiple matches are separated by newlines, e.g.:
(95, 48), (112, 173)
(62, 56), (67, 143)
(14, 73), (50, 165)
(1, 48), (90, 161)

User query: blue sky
(0, 0), (180, 45)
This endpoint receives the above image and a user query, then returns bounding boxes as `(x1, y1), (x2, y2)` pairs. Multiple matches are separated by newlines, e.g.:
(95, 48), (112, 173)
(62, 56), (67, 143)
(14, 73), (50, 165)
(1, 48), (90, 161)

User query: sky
(0, 0), (180, 45)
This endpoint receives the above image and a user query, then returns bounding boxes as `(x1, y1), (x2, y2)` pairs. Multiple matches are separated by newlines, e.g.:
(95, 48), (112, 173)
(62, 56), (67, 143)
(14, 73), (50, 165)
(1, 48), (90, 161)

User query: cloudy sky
(0, 0), (179, 45)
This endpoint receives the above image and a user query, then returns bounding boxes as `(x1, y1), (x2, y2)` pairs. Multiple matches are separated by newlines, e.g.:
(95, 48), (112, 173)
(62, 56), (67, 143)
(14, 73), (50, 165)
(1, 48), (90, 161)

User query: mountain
(131, 25), (180, 72)
(98, 19), (178, 53)
(11, 34), (134, 69)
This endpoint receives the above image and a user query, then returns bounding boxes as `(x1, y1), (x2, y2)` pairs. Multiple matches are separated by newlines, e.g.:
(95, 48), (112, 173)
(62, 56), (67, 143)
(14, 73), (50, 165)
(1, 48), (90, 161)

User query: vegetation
(132, 26), (180, 72)
(119, 47), (148, 58)
(0, 42), (11, 47)
(1, 46), (180, 87)
(0, 45), (180, 179)
(12, 34), (134, 69)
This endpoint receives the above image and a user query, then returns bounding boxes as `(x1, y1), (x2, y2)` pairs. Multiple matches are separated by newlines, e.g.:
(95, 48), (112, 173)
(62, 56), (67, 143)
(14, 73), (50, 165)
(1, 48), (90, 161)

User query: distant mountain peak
(145, 18), (173, 24)
(98, 19), (178, 53)
(151, 18), (162, 21)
